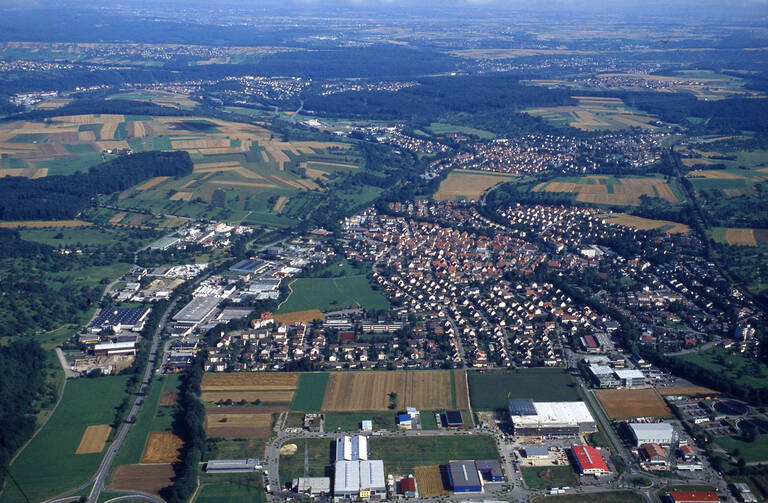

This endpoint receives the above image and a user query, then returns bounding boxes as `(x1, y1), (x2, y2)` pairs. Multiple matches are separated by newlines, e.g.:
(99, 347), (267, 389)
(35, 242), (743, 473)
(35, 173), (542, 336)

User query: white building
(293, 477), (331, 496)
(509, 400), (596, 436)
(628, 422), (676, 447)
(336, 435), (368, 462)
(614, 369), (645, 388)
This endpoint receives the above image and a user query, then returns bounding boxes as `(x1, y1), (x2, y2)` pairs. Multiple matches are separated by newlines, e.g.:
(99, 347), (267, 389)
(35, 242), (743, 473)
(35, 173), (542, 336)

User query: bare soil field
(435, 169), (518, 202)
(453, 370), (470, 410)
(322, 371), (453, 411)
(657, 386), (720, 397)
(135, 176), (170, 190)
(600, 213), (690, 234)
(414, 465), (448, 497)
(110, 463), (174, 497)
(594, 389), (672, 419)
(159, 392), (179, 407)
(0, 220), (92, 228)
(273, 195), (289, 212)
(75, 424), (111, 454)
(141, 432), (184, 463)
(201, 372), (299, 391)
(201, 391), (295, 403)
(205, 411), (274, 439)
(273, 309), (326, 324)
(726, 228), (758, 246)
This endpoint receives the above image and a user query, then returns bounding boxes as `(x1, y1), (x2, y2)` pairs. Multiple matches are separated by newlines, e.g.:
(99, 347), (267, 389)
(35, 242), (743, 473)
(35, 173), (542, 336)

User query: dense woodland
(0, 151), (193, 220)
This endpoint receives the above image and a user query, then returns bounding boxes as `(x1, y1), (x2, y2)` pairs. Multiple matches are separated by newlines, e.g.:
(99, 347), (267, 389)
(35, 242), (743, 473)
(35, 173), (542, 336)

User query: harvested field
(201, 372), (299, 391)
(273, 195), (289, 212)
(75, 424), (111, 454)
(169, 191), (193, 201)
(205, 411), (273, 439)
(657, 386), (720, 397)
(273, 309), (326, 324)
(600, 213), (690, 234)
(110, 463), (174, 497)
(109, 212), (127, 224)
(322, 371), (453, 411)
(453, 370), (470, 410)
(141, 432), (183, 463)
(135, 176), (170, 190)
(726, 228), (758, 246)
(211, 180), (278, 188)
(159, 392), (179, 407)
(539, 176), (680, 206)
(0, 220), (91, 228)
(594, 389), (672, 419)
(414, 466), (448, 497)
(689, 169), (744, 178)
(435, 169), (518, 202)
(201, 391), (295, 403)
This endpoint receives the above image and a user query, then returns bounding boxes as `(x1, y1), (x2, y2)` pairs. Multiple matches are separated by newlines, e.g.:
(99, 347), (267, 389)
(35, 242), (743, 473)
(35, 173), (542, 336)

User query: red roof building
(667, 490), (719, 503)
(571, 445), (610, 475)
(400, 476), (416, 497)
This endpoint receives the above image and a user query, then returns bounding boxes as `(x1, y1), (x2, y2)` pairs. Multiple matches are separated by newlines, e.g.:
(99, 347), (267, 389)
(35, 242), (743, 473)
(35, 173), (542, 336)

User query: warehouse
(359, 460), (386, 498)
(89, 307), (151, 333)
(629, 422), (676, 447)
(509, 400), (596, 436)
(570, 445), (610, 476)
(443, 410), (464, 427)
(614, 369), (646, 388)
(205, 458), (261, 473)
(336, 435), (367, 461)
(92, 341), (137, 356)
(172, 296), (221, 327)
(333, 459), (385, 501)
(448, 460), (483, 493)
(475, 460), (504, 482)
(666, 490), (720, 503)
(639, 443), (667, 466)
(293, 477), (331, 496)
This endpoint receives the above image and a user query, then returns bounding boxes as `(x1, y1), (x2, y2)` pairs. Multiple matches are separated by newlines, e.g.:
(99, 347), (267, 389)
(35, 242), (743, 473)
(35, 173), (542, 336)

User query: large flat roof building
(448, 460), (483, 493)
(359, 460), (386, 498)
(333, 459), (384, 502)
(173, 296), (221, 324)
(205, 458), (261, 473)
(571, 445), (610, 476)
(629, 422), (676, 447)
(293, 477), (331, 496)
(89, 307), (151, 333)
(509, 401), (596, 436)
(336, 435), (368, 462)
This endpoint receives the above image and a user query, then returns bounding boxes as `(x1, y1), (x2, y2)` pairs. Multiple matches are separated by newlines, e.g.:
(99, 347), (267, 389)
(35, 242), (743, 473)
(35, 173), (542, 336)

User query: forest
(0, 151), (193, 220)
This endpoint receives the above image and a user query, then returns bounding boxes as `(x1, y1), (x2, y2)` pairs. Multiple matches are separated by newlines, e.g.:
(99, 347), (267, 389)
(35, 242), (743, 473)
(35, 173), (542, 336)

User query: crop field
(414, 466), (448, 497)
(657, 386), (720, 396)
(453, 370), (470, 409)
(201, 372), (299, 391)
(525, 96), (662, 131)
(108, 90), (200, 109)
(75, 424), (111, 454)
(141, 432), (183, 463)
(533, 175), (682, 206)
(468, 369), (580, 410)
(291, 373), (330, 412)
(594, 389), (672, 419)
(534, 491), (645, 503)
(0, 219), (92, 228)
(196, 474), (266, 503)
(369, 436), (499, 474)
(276, 276), (389, 314)
(159, 392), (178, 406)
(600, 213), (690, 234)
(324, 411), (397, 432)
(205, 409), (274, 439)
(712, 228), (768, 246)
(109, 464), (175, 498)
(321, 371), (454, 411)
(273, 309), (326, 323)
(434, 169), (518, 202)
(201, 390), (295, 403)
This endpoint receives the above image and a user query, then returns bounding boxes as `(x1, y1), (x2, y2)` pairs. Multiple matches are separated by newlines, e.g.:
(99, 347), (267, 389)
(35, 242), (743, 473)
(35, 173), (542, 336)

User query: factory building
(336, 435), (368, 462)
(204, 458), (261, 473)
(628, 422), (676, 447)
(508, 399), (596, 436)
(570, 445), (610, 476)
(333, 436), (384, 501)
(448, 460), (483, 493)
(614, 369), (646, 388)
(293, 477), (331, 496)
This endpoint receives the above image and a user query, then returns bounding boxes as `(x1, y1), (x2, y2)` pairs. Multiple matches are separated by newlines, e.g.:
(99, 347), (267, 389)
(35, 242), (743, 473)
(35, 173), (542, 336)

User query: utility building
(448, 460), (483, 493)
(628, 422), (676, 447)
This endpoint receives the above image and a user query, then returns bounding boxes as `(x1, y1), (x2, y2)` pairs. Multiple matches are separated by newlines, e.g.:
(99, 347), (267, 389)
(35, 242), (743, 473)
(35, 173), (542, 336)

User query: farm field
(533, 175), (682, 206)
(324, 411), (397, 432)
(414, 465), (448, 497)
(196, 474), (266, 503)
(278, 438), (333, 486)
(205, 408), (274, 439)
(522, 466), (578, 490)
(0, 376), (130, 503)
(276, 276), (389, 314)
(321, 371), (456, 411)
(657, 386), (720, 397)
(600, 213), (690, 234)
(205, 438), (267, 462)
(109, 464), (175, 499)
(525, 96), (663, 131)
(201, 390), (295, 404)
(369, 436), (499, 474)
(107, 90), (200, 109)
(594, 389), (672, 419)
(453, 370), (470, 409)
(468, 369), (580, 410)
(273, 309), (326, 324)
(0, 219), (91, 228)
(141, 431), (183, 463)
(434, 169), (518, 202)
(290, 372), (330, 412)
(717, 435), (768, 462)
(533, 491), (645, 503)
(426, 122), (496, 139)
(712, 227), (768, 246)
(201, 372), (299, 391)
(75, 424), (111, 454)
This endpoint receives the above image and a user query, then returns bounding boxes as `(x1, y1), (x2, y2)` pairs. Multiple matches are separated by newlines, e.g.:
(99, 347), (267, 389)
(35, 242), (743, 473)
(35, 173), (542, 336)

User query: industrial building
(508, 399), (596, 436)
(666, 490), (720, 503)
(448, 460), (483, 493)
(475, 460), (504, 482)
(92, 341), (137, 356)
(570, 445), (610, 476)
(628, 422), (676, 447)
(588, 364), (620, 388)
(333, 460), (385, 501)
(639, 443), (667, 466)
(522, 446), (550, 459)
(171, 296), (221, 335)
(443, 410), (464, 427)
(399, 476), (417, 498)
(230, 259), (270, 275)
(336, 435), (367, 461)
(89, 307), (151, 333)
(204, 458), (261, 473)
(293, 477), (331, 496)
(614, 369), (646, 388)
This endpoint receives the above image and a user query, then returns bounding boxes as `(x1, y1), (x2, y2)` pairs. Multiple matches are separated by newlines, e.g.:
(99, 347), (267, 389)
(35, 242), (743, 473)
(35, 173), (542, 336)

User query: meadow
(276, 275), (389, 314)
(369, 436), (498, 474)
(717, 435), (768, 463)
(468, 369), (581, 410)
(278, 438), (333, 486)
(290, 372), (330, 412)
(522, 466), (578, 490)
(525, 96), (663, 131)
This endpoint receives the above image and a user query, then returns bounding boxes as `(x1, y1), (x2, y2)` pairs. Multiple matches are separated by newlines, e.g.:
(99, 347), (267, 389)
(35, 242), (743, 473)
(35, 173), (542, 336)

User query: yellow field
(689, 170), (746, 179)
(435, 169), (518, 201)
(201, 391), (295, 403)
(322, 371), (453, 411)
(537, 176), (680, 206)
(201, 372), (299, 391)
(142, 432), (183, 463)
(657, 386), (720, 397)
(600, 213), (690, 234)
(273, 309), (326, 323)
(0, 220), (92, 228)
(414, 466), (448, 497)
(169, 191), (193, 201)
(135, 176), (170, 190)
(726, 228), (758, 246)
(204, 411), (273, 439)
(526, 96), (660, 131)
(75, 425), (111, 454)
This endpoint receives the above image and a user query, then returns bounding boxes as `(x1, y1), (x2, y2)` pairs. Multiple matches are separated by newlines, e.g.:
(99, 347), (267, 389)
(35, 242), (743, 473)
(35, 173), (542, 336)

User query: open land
(533, 491), (646, 502)
(278, 438), (333, 486)
(657, 386), (720, 397)
(717, 435), (768, 463)
(369, 436), (499, 474)
(534, 175), (682, 206)
(677, 348), (768, 392)
(196, 474), (266, 503)
(290, 373), (330, 412)
(600, 213), (690, 234)
(141, 431), (184, 463)
(276, 276), (389, 314)
(594, 389), (672, 419)
(522, 466), (578, 490)
(109, 464), (175, 498)
(321, 371), (455, 411)
(201, 372), (299, 391)
(204, 409), (274, 439)
(712, 228), (768, 246)
(0, 219), (92, 228)
(75, 424), (112, 455)
(525, 96), (662, 131)
(273, 309), (326, 323)
(414, 466), (448, 497)
(468, 369), (580, 410)
(434, 169), (519, 201)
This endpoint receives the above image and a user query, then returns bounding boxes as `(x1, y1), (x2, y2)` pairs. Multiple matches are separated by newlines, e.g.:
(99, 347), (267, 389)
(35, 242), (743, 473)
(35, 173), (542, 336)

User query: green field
(369, 435), (499, 474)
(677, 347), (768, 391)
(323, 411), (397, 432)
(522, 466), (578, 490)
(290, 373), (330, 412)
(1, 376), (130, 503)
(278, 438), (333, 486)
(205, 438), (267, 462)
(277, 276), (389, 314)
(196, 474), (265, 503)
(717, 435), (768, 462)
(534, 491), (645, 502)
(468, 369), (581, 410)
(426, 122), (496, 139)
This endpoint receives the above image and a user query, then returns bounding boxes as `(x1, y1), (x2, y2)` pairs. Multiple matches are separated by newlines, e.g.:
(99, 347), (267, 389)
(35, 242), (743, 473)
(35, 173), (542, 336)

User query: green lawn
(521, 466), (578, 490)
(717, 434), (768, 462)
(468, 369), (581, 410)
(1, 376), (130, 503)
(324, 412), (396, 432)
(420, 412), (439, 430)
(277, 276), (389, 314)
(196, 474), (265, 503)
(677, 347), (768, 391)
(534, 491), (645, 502)
(290, 373), (329, 412)
(205, 438), (267, 463)
(369, 435), (499, 474)
(278, 438), (333, 486)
